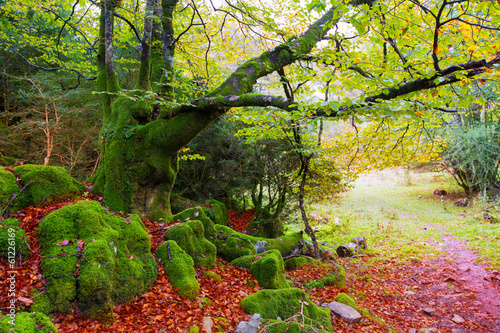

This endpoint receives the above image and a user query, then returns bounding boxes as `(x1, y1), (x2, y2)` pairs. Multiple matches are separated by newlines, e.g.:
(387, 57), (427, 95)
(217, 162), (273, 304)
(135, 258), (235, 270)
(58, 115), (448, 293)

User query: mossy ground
(37, 200), (157, 320)
(0, 311), (57, 333)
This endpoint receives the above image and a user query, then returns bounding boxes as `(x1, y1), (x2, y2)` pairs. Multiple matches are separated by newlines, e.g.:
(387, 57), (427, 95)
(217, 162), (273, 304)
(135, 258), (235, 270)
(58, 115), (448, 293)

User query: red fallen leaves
(228, 209), (255, 233)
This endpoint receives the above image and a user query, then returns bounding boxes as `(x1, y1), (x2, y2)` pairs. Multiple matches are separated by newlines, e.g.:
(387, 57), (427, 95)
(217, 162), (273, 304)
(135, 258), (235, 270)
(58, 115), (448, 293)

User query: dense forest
(1, 0), (499, 331)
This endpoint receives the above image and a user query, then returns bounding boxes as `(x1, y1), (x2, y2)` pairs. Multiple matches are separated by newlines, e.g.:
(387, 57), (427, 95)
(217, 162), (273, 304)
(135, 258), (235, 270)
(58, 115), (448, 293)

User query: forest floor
(1, 169), (500, 332)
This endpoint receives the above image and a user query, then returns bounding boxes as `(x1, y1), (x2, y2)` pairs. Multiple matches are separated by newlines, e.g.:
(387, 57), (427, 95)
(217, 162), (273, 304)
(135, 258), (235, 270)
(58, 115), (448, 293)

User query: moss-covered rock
(231, 250), (290, 289)
(213, 225), (256, 262)
(203, 270), (222, 283)
(302, 264), (346, 290)
(13, 164), (85, 206)
(29, 288), (51, 315)
(206, 199), (228, 226)
(37, 200), (157, 320)
(240, 288), (332, 332)
(170, 194), (197, 214)
(0, 218), (29, 261)
(0, 311), (57, 333)
(165, 219), (216, 268)
(0, 151), (16, 166)
(0, 169), (26, 214)
(213, 225), (304, 260)
(156, 240), (199, 300)
(170, 207), (216, 241)
(284, 256), (320, 270)
(334, 293), (357, 308)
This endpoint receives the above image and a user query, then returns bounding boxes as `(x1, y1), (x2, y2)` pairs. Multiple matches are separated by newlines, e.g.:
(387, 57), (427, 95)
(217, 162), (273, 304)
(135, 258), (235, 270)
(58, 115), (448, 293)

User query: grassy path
(305, 169), (500, 332)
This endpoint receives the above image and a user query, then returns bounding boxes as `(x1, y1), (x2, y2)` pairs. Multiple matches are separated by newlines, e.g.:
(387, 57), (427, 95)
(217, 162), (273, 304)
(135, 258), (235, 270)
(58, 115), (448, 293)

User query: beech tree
(2, 0), (499, 220)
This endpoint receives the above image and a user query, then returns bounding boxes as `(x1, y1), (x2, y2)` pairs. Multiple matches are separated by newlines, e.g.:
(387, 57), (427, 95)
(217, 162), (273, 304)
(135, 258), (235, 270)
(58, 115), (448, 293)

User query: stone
(321, 301), (362, 324)
(423, 307), (436, 317)
(238, 290), (248, 297)
(202, 316), (213, 333)
(404, 291), (416, 295)
(235, 314), (261, 333)
(452, 314), (465, 323)
(409, 329), (417, 333)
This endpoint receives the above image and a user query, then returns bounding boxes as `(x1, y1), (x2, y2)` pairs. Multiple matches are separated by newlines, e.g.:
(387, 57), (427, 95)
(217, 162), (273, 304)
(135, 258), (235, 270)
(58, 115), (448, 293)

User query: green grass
(299, 169), (500, 269)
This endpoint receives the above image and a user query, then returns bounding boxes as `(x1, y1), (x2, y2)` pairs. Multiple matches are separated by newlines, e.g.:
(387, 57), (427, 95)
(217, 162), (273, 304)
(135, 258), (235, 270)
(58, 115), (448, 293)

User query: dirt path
(319, 170), (500, 332)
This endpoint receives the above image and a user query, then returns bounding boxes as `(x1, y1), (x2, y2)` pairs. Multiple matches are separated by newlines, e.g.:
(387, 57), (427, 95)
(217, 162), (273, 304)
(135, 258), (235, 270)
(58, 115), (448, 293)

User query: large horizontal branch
(207, 6), (342, 97)
(363, 56), (500, 104)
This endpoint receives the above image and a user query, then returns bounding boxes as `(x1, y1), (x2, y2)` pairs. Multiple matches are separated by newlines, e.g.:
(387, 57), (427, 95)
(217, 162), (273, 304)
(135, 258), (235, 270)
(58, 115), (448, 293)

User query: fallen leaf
(19, 296), (33, 306)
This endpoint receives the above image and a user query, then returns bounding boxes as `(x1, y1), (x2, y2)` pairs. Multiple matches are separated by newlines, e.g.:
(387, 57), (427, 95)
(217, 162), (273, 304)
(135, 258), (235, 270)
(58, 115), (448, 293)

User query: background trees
(0, 0), (499, 222)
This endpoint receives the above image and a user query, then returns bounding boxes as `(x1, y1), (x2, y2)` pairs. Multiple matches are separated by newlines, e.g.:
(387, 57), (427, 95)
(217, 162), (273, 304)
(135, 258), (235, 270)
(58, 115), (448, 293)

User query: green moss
(250, 250), (289, 289)
(0, 151), (16, 166)
(170, 194), (196, 214)
(334, 293), (357, 309)
(0, 311), (57, 332)
(206, 199), (228, 226)
(37, 201), (157, 320)
(213, 225), (256, 262)
(240, 288), (332, 332)
(203, 270), (222, 283)
(302, 264), (346, 290)
(170, 207), (216, 241)
(0, 218), (29, 260)
(165, 220), (216, 268)
(13, 165), (85, 207)
(29, 288), (51, 315)
(188, 326), (200, 333)
(156, 240), (199, 300)
(284, 257), (320, 270)
(0, 169), (27, 214)
(231, 250), (289, 289)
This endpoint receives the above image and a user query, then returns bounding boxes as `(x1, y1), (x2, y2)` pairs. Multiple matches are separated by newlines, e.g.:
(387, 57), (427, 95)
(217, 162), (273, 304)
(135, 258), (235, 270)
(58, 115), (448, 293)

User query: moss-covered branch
(208, 6), (341, 97)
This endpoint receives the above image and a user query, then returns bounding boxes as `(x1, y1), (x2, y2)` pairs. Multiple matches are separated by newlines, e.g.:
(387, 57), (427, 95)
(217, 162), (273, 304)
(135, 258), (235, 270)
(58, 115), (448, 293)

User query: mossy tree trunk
(90, 1), (343, 221)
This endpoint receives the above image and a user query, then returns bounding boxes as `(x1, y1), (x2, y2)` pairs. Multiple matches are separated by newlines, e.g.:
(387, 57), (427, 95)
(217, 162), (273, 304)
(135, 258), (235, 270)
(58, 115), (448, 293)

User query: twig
(167, 242), (172, 261)
(2, 181), (43, 217)
(23, 235), (89, 262)
(148, 218), (189, 234)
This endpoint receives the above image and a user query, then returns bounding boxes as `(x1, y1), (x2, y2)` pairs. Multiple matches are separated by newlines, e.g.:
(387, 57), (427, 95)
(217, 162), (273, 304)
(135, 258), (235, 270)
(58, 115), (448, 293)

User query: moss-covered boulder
(213, 225), (304, 259)
(37, 200), (157, 320)
(1, 165), (85, 215)
(156, 240), (199, 300)
(206, 199), (228, 226)
(29, 288), (51, 315)
(170, 194), (197, 214)
(0, 218), (29, 260)
(213, 225), (255, 261)
(170, 207), (216, 241)
(284, 256), (320, 270)
(165, 219), (216, 268)
(0, 169), (25, 214)
(231, 250), (290, 289)
(240, 288), (333, 332)
(0, 311), (57, 333)
(0, 151), (16, 166)
(14, 164), (85, 206)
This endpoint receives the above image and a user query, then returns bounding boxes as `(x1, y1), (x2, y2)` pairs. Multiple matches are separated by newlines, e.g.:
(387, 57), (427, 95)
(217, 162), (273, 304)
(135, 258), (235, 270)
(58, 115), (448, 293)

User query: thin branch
(114, 12), (143, 44)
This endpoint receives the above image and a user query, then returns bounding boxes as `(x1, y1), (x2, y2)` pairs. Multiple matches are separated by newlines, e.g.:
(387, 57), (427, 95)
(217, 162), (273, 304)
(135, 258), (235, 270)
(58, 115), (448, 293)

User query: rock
(423, 307), (436, 317)
(404, 291), (416, 295)
(433, 190), (447, 196)
(454, 198), (469, 207)
(452, 314), (465, 323)
(409, 329), (417, 333)
(419, 328), (440, 333)
(238, 290), (248, 297)
(235, 314), (261, 333)
(202, 316), (213, 333)
(321, 301), (362, 324)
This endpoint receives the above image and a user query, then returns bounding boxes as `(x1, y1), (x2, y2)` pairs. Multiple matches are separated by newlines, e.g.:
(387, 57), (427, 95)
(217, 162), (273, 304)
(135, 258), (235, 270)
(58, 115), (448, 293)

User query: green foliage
(441, 124), (500, 196)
